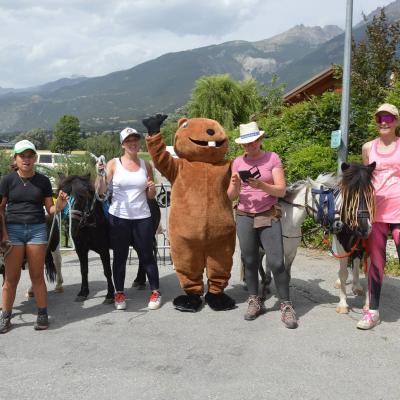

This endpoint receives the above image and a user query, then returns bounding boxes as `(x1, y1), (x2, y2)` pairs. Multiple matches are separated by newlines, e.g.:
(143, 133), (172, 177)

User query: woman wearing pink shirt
(227, 122), (297, 328)
(358, 103), (400, 330)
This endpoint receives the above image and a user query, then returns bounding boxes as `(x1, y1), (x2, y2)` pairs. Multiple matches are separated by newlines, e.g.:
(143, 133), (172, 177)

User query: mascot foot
(173, 294), (202, 312)
(205, 292), (236, 311)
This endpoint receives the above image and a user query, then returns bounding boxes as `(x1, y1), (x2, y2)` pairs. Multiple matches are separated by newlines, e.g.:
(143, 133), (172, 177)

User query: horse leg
(99, 249), (114, 304)
(336, 258), (350, 314)
(53, 245), (64, 293)
(75, 249), (89, 301)
(351, 258), (365, 296)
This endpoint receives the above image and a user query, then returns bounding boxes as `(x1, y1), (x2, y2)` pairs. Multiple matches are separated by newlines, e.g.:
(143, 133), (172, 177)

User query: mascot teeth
(208, 141), (216, 147)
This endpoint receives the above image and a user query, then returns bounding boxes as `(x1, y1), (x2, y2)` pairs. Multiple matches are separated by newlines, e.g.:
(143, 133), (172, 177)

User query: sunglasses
(376, 114), (397, 124)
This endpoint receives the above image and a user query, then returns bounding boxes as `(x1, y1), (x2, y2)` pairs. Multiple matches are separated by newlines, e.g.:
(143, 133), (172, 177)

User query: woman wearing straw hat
(0, 140), (68, 333)
(227, 122), (297, 328)
(357, 103), (400, 330)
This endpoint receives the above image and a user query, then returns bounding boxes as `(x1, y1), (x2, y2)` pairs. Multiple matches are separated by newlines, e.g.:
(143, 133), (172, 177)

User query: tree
(351, 9), (400, 107)
(51, 115), (81, 153)
(187, 74), (260, 129)
(81, 132), (121, 162)
(15, 128), (48, 150)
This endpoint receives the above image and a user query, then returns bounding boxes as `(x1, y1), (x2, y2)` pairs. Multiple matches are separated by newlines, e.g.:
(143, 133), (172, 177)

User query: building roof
(284, 67), (341, 105)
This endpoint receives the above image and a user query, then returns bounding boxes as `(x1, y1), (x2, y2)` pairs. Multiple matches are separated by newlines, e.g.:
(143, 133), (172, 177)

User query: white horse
(261, 164), (374, 313)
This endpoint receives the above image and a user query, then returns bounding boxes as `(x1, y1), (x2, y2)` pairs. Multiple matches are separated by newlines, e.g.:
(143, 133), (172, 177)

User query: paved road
(2, 245), (400, 400)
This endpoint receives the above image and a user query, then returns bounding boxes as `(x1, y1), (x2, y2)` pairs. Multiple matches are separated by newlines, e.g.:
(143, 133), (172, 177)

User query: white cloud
(0, 0), (394, 88)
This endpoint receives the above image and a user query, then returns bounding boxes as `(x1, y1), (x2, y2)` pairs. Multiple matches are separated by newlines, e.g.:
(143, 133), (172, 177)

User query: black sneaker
(34, 314), (49, 331)
(0, 315), (11, 334)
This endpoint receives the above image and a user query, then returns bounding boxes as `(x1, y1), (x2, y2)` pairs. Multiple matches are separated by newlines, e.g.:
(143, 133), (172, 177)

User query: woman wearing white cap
(96, 127), (161, 310)
(0, 140), (68, 334)
(227, 122), (297, 328)
(357, 103), (400, 330)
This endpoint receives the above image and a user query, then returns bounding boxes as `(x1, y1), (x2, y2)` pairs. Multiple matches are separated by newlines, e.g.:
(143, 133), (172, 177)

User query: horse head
(340, 162), (376, 239)
(58, 174), (95, 237)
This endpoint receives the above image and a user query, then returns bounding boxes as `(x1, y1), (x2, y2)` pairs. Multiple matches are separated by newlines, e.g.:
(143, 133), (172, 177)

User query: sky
(0, 0), (395, 88)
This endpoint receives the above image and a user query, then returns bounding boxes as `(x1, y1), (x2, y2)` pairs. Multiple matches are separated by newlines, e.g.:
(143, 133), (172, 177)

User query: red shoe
(114, 292), (126, 310)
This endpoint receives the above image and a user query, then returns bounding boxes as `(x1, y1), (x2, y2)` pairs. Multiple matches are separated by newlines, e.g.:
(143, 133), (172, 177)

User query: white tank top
(109, 158), (151, 220)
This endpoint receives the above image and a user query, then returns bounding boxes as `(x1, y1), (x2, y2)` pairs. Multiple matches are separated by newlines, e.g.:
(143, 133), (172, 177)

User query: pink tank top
(369, 138), (400, 223)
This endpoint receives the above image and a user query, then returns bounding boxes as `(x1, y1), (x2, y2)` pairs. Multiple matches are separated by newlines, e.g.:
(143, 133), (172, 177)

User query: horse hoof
(54, 286), (64, 293)
(75, 296), (87, 302)
(352, 288), (365, 296)
(103, 298), (114, 305)
(336, 306), (349, 314)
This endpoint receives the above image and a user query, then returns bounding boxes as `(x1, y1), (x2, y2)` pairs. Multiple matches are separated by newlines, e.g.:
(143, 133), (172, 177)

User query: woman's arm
(145, 160), (156, 200)
(362, 141), (372, 166)
(95, 159), (115, 196)
(227, 172), (241, 201)
(247, 167), (286, 198)
(45, 191), (69, 215)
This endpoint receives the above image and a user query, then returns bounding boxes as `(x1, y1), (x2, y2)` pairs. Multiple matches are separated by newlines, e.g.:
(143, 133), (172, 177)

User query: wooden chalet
(284, 67), (342, 105)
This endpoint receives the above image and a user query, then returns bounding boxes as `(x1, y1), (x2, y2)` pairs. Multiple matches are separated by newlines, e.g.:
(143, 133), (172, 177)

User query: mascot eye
(182, 121), (188, 128)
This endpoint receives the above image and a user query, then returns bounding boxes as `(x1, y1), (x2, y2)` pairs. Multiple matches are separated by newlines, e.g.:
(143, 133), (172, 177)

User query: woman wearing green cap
(0, 140), (68, 334)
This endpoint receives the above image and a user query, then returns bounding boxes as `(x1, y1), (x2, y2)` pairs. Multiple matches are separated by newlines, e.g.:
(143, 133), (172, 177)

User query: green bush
(285, 144), (337, 183)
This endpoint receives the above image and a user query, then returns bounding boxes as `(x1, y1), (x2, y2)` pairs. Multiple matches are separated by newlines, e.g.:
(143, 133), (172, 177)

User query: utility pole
(337, 0), (353, 174)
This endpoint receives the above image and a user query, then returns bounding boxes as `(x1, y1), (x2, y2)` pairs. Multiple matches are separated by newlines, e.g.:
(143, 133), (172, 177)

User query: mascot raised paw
(143, 114), (236, 312)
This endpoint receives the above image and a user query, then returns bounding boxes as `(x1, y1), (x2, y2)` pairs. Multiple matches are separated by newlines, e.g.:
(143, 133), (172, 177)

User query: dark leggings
(236, 215), (290, 300)
(368, 222), (400, 310)
(109, 214), (159, 292)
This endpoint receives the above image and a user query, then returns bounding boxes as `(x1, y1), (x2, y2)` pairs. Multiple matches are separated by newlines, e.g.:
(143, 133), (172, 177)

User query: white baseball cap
(120, 127), (141, 143)
(13, 139), (37, 155)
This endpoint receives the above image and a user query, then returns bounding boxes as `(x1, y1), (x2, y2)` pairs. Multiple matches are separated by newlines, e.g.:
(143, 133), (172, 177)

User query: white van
(36, 151), (67, 169)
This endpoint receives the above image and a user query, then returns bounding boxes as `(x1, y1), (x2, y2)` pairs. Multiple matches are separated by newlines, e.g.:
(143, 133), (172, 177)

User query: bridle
(68, 192), (97, 230)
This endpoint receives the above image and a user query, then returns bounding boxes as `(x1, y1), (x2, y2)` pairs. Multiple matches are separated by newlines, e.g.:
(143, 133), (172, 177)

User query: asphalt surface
(2, 244), (400, 400)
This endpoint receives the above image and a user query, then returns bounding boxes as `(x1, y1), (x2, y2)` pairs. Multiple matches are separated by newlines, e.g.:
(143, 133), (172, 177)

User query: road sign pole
(337, 0), (353, 174)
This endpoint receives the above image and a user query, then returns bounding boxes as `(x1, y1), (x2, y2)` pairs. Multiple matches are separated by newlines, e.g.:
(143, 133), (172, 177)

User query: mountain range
(0, 0), (398, 134)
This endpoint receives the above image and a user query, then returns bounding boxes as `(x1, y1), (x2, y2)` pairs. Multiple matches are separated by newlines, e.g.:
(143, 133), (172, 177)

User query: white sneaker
(357, 310), (380, 330)
(148, 291), (162, 310)
(114, 292), (126, 310)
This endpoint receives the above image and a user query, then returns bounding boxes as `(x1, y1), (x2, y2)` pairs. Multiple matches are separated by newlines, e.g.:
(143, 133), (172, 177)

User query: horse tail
(45, 251), (57, 283)
(47, 215), (60, 253)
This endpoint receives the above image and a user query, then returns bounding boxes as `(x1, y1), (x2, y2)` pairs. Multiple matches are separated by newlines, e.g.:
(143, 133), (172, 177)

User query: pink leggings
(369, 222), (400, 310)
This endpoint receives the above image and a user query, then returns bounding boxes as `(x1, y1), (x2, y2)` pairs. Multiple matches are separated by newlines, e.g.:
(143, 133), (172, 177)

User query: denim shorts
(7, 223), (48, 245)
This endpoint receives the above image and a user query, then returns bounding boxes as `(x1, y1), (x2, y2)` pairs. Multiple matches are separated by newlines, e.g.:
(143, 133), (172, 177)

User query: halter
(310, 186), (340, 233)
(64, 192), (97, 229)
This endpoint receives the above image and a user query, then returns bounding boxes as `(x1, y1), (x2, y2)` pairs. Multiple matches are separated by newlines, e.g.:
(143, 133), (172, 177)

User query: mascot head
(174, 118), (229, 163)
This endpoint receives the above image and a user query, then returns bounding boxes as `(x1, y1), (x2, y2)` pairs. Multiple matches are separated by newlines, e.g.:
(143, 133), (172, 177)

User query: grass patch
(386, 256), (400, 277)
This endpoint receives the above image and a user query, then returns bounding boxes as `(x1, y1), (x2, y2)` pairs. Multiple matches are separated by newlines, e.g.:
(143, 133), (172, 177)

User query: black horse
(59, 175), (114, 303)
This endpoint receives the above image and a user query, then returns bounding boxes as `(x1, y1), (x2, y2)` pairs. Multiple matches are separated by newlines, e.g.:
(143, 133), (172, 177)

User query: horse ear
(341, 162), (350, 172)
(368, 161), (376, 171)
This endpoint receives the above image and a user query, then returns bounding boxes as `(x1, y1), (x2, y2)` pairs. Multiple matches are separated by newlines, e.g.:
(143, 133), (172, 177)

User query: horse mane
(340, 163), (375, 227)
(58, 174), (94, 198)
